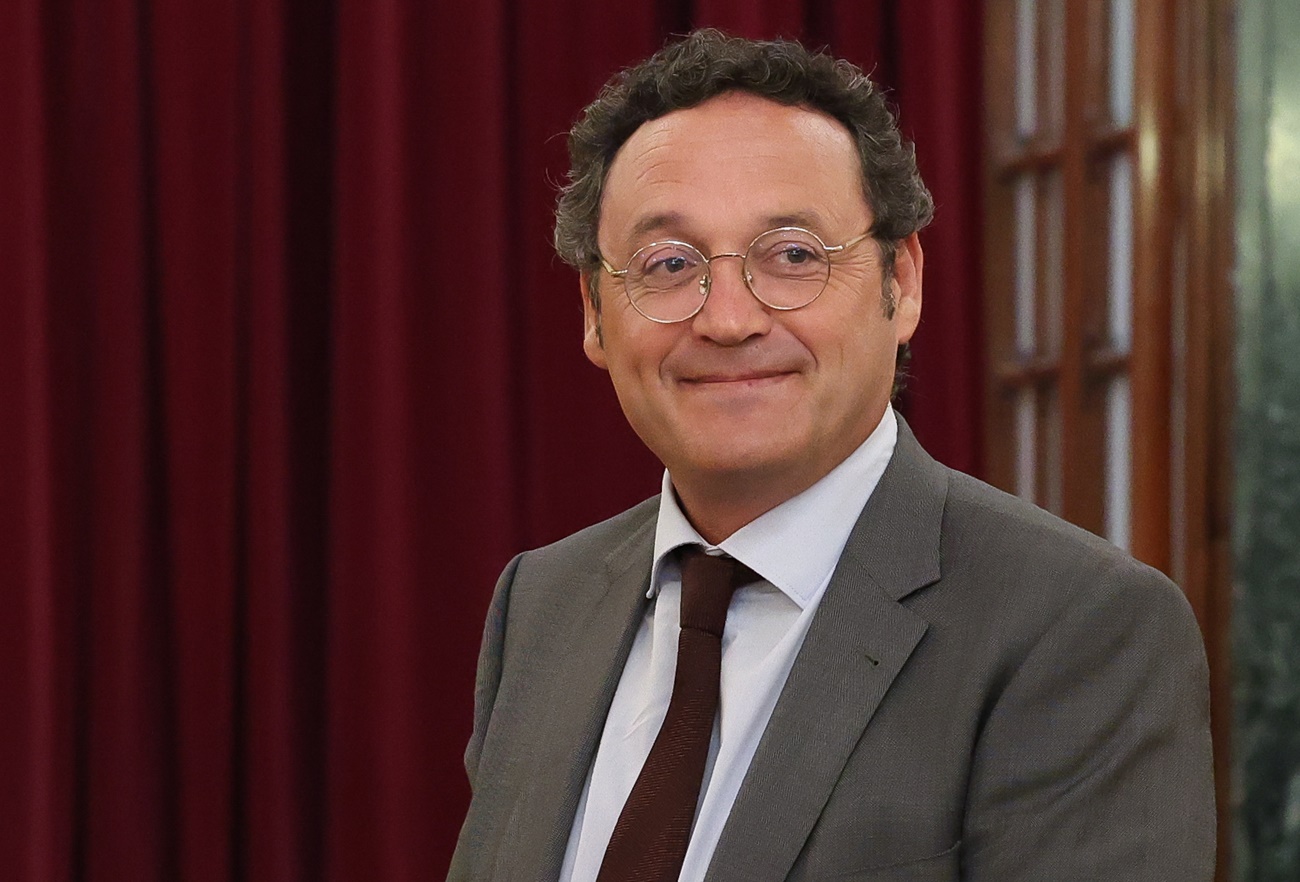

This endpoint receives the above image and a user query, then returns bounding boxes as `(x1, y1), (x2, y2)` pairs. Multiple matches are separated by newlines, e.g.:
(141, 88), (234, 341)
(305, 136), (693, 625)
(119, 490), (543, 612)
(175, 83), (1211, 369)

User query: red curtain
(0, 1), (981, 879)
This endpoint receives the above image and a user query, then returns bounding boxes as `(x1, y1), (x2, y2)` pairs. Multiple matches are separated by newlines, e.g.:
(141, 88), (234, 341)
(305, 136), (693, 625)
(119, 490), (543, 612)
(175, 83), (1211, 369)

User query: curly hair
(554, 30), (933, 303)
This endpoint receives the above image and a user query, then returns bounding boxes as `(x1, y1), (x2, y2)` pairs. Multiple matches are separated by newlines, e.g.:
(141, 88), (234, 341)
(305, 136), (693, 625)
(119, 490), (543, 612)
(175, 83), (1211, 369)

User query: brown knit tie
(596, 547), (754, 882)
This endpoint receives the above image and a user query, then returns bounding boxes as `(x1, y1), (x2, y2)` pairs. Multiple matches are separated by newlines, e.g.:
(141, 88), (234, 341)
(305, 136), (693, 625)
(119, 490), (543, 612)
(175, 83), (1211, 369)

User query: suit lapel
(705, 420), (948, 882)
(506, 510), (657, 881)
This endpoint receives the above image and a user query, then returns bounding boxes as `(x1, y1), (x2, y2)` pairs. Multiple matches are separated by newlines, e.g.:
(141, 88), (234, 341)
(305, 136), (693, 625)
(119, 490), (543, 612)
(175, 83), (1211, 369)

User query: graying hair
(555, 29), (933, 392)
(554, 29), (934, 313)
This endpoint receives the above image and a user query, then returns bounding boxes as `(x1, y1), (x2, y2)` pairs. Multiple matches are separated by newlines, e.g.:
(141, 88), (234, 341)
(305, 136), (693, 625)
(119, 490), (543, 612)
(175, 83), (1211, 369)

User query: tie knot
(678, 547), (754, 636)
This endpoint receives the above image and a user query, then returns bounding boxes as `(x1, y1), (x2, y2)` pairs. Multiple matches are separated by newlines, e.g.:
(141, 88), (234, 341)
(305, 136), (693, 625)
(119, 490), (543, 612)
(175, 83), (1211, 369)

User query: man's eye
(782, 247), (813, 264)
(642, 251), (697, 277)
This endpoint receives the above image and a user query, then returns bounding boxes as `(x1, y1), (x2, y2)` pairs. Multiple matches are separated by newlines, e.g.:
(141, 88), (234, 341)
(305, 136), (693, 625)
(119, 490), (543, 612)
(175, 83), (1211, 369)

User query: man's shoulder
(516, 494), (661, 576)
(888, 422), (1148, 582)
(942, 468), (1124, 562)
(886, 418), (1145, 583)
(494, 496), (660, 652)
(895, 461), (1204, 721)
(929, 464), (1187, 620)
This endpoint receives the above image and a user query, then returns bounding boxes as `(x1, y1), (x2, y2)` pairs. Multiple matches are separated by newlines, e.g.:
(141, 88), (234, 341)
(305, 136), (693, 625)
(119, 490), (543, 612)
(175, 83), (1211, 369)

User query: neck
(671, 470), (817, 545)
(667, 407), (891, 544)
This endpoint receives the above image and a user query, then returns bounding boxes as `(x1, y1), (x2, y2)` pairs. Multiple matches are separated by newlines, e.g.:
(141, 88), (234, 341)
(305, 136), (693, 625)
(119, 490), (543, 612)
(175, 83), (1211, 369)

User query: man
(449, 30), (1214, 881)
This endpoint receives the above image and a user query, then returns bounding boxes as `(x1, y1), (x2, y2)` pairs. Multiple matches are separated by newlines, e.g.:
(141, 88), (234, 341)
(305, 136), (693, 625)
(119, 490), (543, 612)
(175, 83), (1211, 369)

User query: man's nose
(690, 255), (771, 344)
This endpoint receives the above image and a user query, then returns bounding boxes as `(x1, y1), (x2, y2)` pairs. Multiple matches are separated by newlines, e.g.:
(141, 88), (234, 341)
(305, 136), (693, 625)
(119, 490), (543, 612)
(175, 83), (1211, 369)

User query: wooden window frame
(982, 0), (1235, 876)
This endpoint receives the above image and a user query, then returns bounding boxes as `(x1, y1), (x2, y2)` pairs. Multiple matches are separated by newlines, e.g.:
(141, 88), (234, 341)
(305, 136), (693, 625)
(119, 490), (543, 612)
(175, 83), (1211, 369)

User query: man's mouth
(679, 369), (794, 386)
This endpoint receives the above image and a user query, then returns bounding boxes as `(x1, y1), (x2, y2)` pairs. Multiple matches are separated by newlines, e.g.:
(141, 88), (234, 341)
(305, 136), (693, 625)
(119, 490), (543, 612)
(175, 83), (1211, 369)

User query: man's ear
(580, 272), (608, 370)
(890, 232), (924, 345)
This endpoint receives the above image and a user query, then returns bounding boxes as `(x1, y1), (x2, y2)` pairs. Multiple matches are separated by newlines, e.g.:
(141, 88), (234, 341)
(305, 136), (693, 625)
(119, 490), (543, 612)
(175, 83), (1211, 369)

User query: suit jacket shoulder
(452, 422), (1215, 882)
(708, 421), (1213, 881)
(451, 495), (663, 881)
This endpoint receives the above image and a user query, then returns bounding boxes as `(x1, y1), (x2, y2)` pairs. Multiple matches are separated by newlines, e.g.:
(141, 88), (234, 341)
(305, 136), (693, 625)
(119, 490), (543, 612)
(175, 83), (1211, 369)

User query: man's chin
(664, 440), (808, 489)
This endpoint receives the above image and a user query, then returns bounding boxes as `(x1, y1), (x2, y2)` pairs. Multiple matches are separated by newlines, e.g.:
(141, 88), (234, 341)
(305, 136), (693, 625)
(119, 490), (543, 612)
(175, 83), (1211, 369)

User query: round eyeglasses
(599, 226), (873, 324)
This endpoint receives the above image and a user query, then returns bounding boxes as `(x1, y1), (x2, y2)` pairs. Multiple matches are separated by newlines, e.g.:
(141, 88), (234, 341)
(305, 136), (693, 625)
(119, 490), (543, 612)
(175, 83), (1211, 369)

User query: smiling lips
(678, 369), (796, 385)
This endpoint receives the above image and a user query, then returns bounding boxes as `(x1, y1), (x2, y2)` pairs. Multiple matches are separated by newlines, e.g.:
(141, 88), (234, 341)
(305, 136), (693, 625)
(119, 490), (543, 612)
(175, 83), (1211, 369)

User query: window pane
(1016, 0), (1038, 137)
(1109, 0), (1136, 126)
(1169, 218), (1190, 586)
(1042, 387), (1063, 513)
(1105, 375), (1132, 550)
(1108, 153), (1134, 352)
(1041, 169), (1064, 356)
(1016, 389), (1037, 501)
(1042, 0), (1066, 136)
(1015, 175), (1038, 354)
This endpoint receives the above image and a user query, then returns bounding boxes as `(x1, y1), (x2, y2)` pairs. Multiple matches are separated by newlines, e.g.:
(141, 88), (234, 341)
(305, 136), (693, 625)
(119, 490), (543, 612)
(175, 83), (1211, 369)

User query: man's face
(583, 91), (922, 509)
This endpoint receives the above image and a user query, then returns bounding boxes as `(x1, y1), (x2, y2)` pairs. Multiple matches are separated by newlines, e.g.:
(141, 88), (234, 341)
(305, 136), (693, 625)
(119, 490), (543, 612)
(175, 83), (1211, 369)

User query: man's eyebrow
(627, 212), (687, 241)
(624, 210), (835, 243)
(763, 211), (830, 231)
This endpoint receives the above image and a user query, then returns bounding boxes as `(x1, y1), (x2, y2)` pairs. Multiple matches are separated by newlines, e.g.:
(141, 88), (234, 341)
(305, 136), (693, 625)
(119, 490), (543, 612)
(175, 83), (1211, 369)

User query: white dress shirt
(559, 407), (899, 882)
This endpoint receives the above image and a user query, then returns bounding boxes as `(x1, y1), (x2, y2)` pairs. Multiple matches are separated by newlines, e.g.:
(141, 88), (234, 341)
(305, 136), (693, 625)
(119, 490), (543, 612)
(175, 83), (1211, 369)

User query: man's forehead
(616, 91), (854, 155)
(623, 209), (838, 242)
(599, 93), (867, 245)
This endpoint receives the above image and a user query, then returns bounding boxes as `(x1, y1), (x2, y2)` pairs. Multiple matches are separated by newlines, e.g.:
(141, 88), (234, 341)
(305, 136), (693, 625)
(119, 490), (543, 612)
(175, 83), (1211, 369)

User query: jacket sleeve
(463, 552), (523, 788)
(961, 557), (1216, 880)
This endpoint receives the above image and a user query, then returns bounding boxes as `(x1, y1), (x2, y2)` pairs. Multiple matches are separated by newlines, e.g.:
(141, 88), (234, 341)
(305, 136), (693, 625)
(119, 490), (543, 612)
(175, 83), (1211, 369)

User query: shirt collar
(650, 406), (898, 608)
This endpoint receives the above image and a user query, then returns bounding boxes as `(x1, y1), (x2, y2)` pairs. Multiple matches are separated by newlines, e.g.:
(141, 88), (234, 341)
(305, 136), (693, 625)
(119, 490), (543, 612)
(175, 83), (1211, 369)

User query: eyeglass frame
(597, 226), (875, 324)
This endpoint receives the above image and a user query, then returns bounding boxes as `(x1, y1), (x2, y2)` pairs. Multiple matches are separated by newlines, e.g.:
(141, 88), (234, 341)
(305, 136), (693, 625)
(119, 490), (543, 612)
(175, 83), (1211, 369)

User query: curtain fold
(893, 0), (985, 475)
(0, 2), (982, 878)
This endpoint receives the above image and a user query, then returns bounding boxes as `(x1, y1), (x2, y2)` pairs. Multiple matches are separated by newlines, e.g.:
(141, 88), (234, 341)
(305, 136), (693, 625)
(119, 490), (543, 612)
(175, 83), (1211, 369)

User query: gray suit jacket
(449, 420), (1214, 881)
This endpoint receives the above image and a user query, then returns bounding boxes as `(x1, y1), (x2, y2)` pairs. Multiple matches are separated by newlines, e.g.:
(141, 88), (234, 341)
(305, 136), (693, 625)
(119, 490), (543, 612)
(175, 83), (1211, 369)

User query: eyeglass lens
(624, 228), (831, 322)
